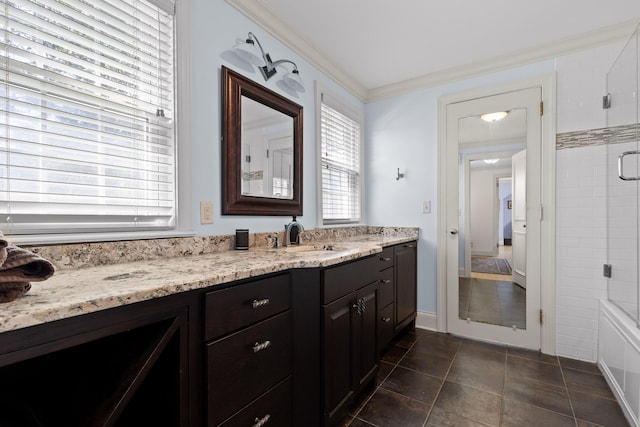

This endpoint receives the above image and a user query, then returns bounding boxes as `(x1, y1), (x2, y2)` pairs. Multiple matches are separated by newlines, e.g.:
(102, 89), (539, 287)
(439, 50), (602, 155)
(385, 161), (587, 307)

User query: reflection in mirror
(241, 96), (294, 199)
(457, 108), (527, 329)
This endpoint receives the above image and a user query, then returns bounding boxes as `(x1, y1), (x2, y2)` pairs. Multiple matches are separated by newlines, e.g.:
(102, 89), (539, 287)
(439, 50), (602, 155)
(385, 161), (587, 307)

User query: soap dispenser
(285, 216), (304, 246)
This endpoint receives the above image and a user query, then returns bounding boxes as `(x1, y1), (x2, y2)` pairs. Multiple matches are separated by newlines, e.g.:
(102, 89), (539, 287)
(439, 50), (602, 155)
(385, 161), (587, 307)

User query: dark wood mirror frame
(221, 66), (303, 216)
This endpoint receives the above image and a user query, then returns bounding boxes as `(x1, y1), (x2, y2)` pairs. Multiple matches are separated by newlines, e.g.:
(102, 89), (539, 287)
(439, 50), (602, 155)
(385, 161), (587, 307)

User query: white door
(512, 149), (527, 288)
(445, 87), (542, 349)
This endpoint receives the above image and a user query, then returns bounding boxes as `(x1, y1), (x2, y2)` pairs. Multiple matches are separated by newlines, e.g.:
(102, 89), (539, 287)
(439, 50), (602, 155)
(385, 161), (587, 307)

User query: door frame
(436, 74), (556, 354)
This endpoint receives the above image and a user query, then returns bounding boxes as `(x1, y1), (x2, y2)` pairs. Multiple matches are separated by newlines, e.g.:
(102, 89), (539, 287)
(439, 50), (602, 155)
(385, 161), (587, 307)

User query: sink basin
(284, 244), (347, 253)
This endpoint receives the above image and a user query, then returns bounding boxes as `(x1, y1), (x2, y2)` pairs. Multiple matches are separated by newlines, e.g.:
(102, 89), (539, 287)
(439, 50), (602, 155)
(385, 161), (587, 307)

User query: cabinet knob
(380, 257), (391, 262)
(381, 317), (391, 323)
(253, 414), (271, 427)
(380, 279), (391, 284)
(252, 340), (271, 353)
(251, 298), (270, 309)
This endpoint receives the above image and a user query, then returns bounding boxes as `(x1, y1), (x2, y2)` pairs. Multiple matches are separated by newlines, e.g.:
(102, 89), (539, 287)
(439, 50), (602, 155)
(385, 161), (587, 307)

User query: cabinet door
(353, 281), (378, 390)
(322, 292), (355, 424)
(395, 242), (417, 333)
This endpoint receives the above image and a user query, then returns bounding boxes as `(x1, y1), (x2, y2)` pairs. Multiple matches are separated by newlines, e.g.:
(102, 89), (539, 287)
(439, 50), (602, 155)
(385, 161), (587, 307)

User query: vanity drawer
(378, 304), (394, 352)
(377, 268), (394, 309)
(322, 255), (378, 304)
(218, 377), (292, 427)
(377, 246), (394, 271)
(205, 273), (291, 340)
(207, 310), (292, 426)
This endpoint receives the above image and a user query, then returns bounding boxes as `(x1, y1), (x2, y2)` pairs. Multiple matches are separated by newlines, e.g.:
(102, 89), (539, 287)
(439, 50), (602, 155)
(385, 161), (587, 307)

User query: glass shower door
(606, 25), (639, 325)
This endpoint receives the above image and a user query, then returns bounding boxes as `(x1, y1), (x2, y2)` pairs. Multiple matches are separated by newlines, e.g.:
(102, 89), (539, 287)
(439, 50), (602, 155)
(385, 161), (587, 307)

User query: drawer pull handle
(253, 414), (271, 427)
(353, 298), (366, 315)
(252, 340), (271, 353)
(251, 298), (270, 308)
(381, 279), (391, 284)
(380, 257), (391, 262)
(382, 317), (391, 323)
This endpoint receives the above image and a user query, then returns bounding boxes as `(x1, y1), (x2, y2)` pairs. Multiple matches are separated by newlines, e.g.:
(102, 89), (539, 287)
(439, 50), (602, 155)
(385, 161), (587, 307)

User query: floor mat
(471, 257), (512, 274)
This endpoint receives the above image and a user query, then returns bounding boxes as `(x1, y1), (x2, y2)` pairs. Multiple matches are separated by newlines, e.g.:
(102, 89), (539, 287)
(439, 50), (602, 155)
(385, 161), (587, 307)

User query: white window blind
(320, 100), (361, 224)
(0, 0), (176, 235)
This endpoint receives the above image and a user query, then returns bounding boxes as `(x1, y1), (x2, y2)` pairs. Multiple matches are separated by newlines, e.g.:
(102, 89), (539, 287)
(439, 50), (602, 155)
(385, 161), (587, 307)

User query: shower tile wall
(556, 144), (608, 361)
(555, 41), (626, 362)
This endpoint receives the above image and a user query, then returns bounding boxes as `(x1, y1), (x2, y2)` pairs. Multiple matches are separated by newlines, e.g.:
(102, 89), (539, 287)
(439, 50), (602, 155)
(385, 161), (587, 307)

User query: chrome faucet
(284, 216), (304, 246)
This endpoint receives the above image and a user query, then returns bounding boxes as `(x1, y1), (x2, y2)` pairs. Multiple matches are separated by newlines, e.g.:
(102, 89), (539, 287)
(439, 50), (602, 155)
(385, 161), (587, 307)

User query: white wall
(189, 0), (363, 235)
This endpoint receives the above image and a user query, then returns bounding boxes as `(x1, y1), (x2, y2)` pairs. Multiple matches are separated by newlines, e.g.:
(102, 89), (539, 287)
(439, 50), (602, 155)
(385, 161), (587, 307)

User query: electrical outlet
(200, 201), (213, 224)
(422, 200), (431, 214)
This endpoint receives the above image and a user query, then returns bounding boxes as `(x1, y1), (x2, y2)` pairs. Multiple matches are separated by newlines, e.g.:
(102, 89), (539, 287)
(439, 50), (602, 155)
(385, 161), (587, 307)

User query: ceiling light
(233, 32), (305, 92)
(480, 111), (508, 122)
(484, 159), (499, 164)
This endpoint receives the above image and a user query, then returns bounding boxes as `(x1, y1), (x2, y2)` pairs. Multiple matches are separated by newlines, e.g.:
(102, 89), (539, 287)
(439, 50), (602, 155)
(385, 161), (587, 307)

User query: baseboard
(415, 311), (437, 331)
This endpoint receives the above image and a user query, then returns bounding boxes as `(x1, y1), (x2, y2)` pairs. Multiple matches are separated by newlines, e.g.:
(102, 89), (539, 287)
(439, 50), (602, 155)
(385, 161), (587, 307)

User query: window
(0, 0), (176, 236)
(318, 87), (362, 225)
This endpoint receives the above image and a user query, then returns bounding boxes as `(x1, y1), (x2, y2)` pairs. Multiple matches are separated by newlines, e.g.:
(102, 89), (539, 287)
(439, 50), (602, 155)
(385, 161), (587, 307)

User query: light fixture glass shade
(484, 158), (499, 164)
(283, 70), (305, 92)
(480, 111), (508, 122)
(233, 40), (264, 66)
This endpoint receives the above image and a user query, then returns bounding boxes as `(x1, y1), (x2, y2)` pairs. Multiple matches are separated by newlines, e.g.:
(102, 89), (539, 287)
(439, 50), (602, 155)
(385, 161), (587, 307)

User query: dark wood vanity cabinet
(377, 241), (418, 352)
(394, 242), (418, 334)
(0, 293), (194, 427)
(321, 256), (379, 425)
(377, 246), (395, 351)
(0, 241), (417, 427)
(204, 273), (293, 426)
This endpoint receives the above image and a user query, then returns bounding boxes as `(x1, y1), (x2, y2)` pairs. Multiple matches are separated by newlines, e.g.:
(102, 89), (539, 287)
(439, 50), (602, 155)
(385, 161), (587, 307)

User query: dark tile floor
(339, 328), (629, 427)
(459, 277), (526, 329)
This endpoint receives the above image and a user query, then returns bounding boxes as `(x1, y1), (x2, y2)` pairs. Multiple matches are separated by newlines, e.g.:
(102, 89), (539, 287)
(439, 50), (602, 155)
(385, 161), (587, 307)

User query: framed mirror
(221, 66), (303, 215)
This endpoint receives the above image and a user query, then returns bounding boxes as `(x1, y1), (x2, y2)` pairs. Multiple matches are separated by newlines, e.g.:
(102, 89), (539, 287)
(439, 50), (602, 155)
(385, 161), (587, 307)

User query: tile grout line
(349, 334), (419, 426)
(421, 338), (463, 427)
(557, 358), (580, 427)
(504, 350), (584, 423)
(499, 349), (508, 427)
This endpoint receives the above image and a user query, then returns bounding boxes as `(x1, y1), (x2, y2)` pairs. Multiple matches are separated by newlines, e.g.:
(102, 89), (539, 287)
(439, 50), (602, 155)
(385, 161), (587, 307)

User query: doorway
(436, 76), (556, 353)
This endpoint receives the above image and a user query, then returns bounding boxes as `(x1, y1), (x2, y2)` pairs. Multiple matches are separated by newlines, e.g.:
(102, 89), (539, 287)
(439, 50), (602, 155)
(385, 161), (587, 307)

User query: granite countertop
(0, 231), (418, 334)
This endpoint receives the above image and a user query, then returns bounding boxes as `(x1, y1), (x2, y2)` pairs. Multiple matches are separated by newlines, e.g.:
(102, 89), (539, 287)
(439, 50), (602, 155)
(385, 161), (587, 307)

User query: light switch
(422, 200), (431, 214)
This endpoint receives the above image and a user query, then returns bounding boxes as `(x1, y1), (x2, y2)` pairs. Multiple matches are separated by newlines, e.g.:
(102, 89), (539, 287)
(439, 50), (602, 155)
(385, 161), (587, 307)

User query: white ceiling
(228, 0), (640, 101)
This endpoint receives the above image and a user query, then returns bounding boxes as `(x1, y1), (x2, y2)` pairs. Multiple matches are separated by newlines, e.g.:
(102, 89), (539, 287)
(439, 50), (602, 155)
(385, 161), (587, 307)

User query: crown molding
(225, 1), (638, 104)
(366, 19), (638, 102)
(226, 0), (368, 102)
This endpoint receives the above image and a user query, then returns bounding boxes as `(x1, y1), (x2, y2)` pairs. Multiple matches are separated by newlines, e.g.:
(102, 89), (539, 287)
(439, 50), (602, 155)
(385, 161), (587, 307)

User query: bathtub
(599, 299), (640, 426)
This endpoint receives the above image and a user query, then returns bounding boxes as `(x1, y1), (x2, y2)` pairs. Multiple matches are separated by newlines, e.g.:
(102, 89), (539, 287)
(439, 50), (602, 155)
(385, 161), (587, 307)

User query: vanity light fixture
(233, 32), (305, 92)
(480, 111), (508, 122)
